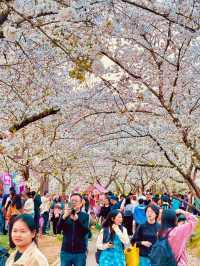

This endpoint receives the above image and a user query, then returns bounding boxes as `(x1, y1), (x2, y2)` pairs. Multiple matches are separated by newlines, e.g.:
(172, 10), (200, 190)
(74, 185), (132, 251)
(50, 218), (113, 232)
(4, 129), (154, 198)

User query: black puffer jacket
(57, 212), (89, 253)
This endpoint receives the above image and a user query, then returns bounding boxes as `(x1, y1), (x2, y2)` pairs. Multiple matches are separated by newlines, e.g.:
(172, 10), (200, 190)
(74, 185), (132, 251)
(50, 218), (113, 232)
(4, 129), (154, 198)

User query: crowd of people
(0, 186), (199, 266)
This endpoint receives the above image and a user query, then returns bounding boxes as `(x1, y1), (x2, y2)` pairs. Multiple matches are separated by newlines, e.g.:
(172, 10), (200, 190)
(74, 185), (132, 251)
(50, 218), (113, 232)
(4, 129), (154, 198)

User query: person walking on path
(123, 196), (134, 236)
(132, 204), (160, 266)
(98, 197), (111, 224)
(32, 191), (42, 234)
(57, 193), (89, 266)
(51, 203), (62, 235)
(133, 198), (147, 230)
(23, 192), (34, 217)
(110, 195), (121, 211)
(171, 195), (181, 211)
(40, 192), (50, 235)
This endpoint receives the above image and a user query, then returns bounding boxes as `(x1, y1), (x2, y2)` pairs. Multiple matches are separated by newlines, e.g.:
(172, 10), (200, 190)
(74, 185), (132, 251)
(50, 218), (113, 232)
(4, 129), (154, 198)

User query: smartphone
(67, 202), (73, 209)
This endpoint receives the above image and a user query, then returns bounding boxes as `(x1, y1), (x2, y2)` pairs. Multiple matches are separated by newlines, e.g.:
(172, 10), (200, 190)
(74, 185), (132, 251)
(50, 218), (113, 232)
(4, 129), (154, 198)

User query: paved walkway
(39, 234), (200, 266)
(38, 235), (61, 266)
(187, 252), (200, 266)
(87, 236), (97, 266)
(38, 234), (97, 266)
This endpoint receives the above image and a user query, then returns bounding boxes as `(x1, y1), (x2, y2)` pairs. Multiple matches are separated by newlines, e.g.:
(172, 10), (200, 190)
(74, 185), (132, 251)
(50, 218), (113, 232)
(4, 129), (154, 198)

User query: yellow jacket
(6, 242), (49, 266)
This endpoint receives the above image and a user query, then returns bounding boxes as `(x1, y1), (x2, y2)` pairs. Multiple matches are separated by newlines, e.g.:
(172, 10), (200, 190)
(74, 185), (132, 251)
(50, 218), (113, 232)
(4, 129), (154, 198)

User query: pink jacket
(168, 212), (197, 266)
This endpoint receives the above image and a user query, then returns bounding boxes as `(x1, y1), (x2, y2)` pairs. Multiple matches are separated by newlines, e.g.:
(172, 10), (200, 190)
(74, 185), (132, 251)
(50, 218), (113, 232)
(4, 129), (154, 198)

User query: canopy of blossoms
(0, 0), (200, 195)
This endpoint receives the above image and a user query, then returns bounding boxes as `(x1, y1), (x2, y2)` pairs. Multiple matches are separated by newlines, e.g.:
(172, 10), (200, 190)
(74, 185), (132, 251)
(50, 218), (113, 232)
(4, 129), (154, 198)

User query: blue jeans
(140, 256), (151, 266)
(60, 251), (86, 266)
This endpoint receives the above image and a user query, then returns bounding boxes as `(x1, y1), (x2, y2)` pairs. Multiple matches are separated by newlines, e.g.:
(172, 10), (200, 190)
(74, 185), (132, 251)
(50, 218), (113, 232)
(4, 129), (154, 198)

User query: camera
(67, 202), (76, 215)
(71, 208), (76, 215)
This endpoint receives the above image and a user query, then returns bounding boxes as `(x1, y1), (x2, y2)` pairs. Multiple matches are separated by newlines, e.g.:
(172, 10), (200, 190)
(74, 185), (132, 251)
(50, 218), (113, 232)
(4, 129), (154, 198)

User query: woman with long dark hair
(6, 193), (23, 249)
(6, 194), (22, 223)
(132, 204), (160, 266)
(158, 208), (197, 266)
(6, 214), (49, 266)
(96, 209), (130, 266)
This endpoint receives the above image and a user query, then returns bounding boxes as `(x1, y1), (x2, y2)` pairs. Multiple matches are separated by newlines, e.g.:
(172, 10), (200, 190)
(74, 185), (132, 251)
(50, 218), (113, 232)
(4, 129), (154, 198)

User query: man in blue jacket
(57, 193), (89, 266)
(110, 195), (121, 210)
(133, 198), (147, 230)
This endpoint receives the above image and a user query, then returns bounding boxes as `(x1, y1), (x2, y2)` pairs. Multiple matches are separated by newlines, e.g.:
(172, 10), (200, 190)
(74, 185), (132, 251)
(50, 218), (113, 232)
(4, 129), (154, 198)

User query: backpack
(149, 231), (177, 266)
(0, 247), (9, 266)
(95, 227), (110, 264)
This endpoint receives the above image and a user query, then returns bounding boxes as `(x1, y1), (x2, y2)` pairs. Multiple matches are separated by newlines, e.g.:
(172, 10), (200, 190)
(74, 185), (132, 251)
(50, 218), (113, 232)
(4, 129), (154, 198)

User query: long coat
(6, 242), (49, 266)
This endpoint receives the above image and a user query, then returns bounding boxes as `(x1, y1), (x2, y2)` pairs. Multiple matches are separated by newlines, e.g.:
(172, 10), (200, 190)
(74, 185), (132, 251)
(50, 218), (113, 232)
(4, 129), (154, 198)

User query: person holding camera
(96, 209), (130, 266)
(57, 193), (89, 266)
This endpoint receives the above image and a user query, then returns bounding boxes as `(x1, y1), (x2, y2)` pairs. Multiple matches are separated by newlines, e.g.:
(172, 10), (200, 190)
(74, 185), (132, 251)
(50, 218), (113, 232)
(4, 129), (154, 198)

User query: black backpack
(149, 231), (177, 266)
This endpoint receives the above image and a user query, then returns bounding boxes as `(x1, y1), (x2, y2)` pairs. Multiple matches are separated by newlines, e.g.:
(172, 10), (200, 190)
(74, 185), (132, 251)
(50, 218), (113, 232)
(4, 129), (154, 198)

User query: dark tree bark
(9, 107), (60, 133)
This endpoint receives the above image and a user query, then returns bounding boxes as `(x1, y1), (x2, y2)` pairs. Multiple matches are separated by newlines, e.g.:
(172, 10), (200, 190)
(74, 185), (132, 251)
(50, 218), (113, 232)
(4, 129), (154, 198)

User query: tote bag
(124, 244), (139, 266)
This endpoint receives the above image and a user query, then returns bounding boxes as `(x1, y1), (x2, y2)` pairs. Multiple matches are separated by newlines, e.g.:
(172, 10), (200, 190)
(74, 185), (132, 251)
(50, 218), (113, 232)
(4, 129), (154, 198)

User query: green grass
(188, 218), (200, 258)
(0, 235), (9, 249)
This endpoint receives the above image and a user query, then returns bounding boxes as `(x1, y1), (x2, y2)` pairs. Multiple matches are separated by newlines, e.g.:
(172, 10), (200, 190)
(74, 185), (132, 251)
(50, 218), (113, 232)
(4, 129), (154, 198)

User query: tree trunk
(61, 182), (67, 195)
(105, 178), (114, 189)
(162, 181), (170, 193)
(141, 184), (145, 193)
(22, 165), (29, 181)
(114, 180), (123, 194)
(186, 176), (200, 197)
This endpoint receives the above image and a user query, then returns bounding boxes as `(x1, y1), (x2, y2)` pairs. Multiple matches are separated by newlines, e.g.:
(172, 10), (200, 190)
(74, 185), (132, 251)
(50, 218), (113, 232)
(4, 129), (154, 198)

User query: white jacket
(96, 226), (130, 250)
(23, 198), (34, 215)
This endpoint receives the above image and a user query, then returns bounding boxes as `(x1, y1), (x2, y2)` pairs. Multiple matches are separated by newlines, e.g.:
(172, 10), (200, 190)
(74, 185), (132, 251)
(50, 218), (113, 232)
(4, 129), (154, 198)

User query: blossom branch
(9, 107), (60, 133)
